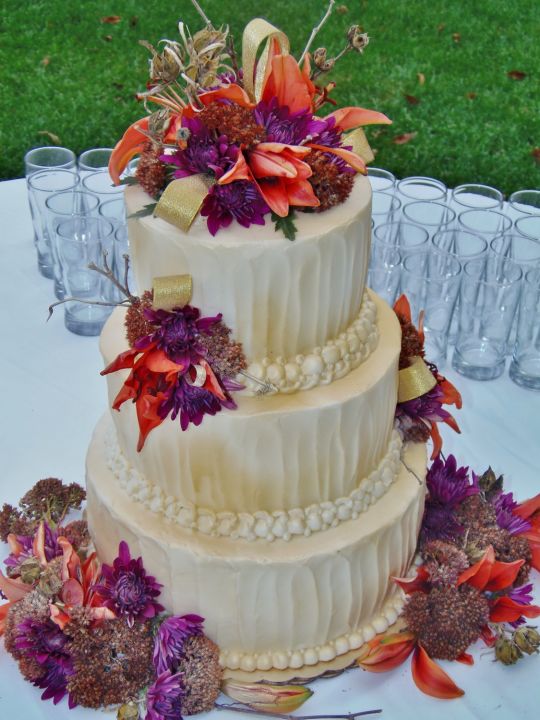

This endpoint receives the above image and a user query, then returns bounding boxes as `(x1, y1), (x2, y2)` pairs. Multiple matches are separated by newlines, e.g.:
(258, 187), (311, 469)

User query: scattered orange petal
(393, 132), (417, 145)
(458, 545), (495, 590)
(515, 493), (540, 519)
(411, 645), (464, 699)
(484, 558), (524, 592)
(507, 70), (527, 80)
(489, 596), (540, 623)
(101, 15), (122, 24)
(456, 652), (474, 666)
(358, 632), (416, 672)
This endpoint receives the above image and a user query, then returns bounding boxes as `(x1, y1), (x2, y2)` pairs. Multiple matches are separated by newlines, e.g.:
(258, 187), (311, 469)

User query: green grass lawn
(1, 0), (539, 193)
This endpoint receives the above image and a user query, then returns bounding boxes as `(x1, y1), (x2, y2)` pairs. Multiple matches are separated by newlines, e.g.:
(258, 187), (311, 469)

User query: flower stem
(190, 0), (212, 26)
(299, 0), (336, 65)
(215, 704), (382, 719)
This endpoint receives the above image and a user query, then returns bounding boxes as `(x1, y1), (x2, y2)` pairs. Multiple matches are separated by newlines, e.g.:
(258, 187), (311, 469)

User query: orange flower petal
(393, 565), (430, 594)
(411, 645), (464, 699)
(515, 493), (540, 520)
(326, 106), (392, 131)
(197, 83), (254, 109)
(249, 149), (297, 179)
(456, 652), (474, 666)
(144, 349), (184, 374)
(285, 179), (320, 208)
(109, 116), (150, 185)
(200, 360), (227, 401)
(58, 537), (81, 583)
(443, 414), (461, 435)
(393, 294), (413, 323)
(219, 150), (252, 184)
(50, 604), (71, 630)
(256, 142), (311, 157)
(489, 596), (540, 623)
(88, 606), (116, 622)
(429, 423), (443, 460)
(0, 571), (32, 602)
(529, 542), (540, 572)
(357, 632), (416, 672)
(101, 347), (140, 375)
(256, 177), (289, 217)
(484, 558), (525, 592)
(458, 545), (495, 590)
(0, 601), (14, 636)
(163, 113), (184, 145)
(136, 390), (169, 452)
(7, 533), (24, 557)
(262, 54), (313, 114)
(32, 521), (47, 566)
(61, 578), (84, 606)
(308, 143), (367, 174)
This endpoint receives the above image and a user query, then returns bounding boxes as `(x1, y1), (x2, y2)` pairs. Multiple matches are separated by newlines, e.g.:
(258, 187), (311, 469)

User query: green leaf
(271, 210), (297, 241)
(127, 202), (157, 219)
(119, 175), (139, 186)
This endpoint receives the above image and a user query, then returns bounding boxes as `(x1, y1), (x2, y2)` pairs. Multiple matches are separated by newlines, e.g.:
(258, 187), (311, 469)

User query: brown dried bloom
(347, 26), (369, 53)
(313, 47), (335, 73)
(66, 618), (154, 708)
(396, 315), (424, 370)
(19, 478), (85, 525)
(60, 520), (92, 555)
(136, 142), (167, 199)
(197, 323), (247, 378)
(177, 635), (223, 715)
(304, 150), (354, 211)
(404, 584), (489, 660)
(3, 588), (51, 658)
(38, 556), (64, 597)
(198, 102), (265, 147)
(0, 504), (21, 541)
(422, 540), (469, 587)
(125, 290), (154, 347)
(465, 524), (531, 586)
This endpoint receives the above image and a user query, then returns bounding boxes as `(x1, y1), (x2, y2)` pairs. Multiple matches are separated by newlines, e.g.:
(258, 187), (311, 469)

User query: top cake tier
(126, 176), (372, 361)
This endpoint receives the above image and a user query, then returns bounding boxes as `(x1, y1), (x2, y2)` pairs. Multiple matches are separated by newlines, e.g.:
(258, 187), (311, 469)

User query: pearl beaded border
(219, 590), (405, 672)
(241, 291), (378, 395)
(105, 430), (403, 542)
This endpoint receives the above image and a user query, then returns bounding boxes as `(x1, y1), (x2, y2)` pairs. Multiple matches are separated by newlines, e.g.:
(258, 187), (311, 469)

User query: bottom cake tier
(86, 415), (426, 677)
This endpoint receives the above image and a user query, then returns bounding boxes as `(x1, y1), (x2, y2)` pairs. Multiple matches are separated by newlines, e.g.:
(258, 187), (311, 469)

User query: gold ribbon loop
(346, 128), (375, 165)
(242, 18), (290, 102)
(153, 274), (193, 310)
(154, 175), (213, 233)
(398, 356), (437, 403)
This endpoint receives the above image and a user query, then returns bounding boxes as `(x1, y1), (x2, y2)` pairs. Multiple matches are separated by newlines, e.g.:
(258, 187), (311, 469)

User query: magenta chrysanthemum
(395, 385), (453, 442)
(146, 670), (185, 720)
(493, 491), (532, 536)
(254, 98), (325, 145)
(14, 617), (75, 707)
(153, 614), (204, 675)
(5, 522), (62, 577)
(93, 541), (164, 627)
(200, 181), (270, 236)
(161, 117), (238, 179)
(421, 455), (479, 544)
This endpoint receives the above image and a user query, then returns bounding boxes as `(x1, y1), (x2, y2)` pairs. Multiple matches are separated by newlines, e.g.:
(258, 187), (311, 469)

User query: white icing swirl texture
(242, 292), (378, 395)
(105, 430), (403, 542)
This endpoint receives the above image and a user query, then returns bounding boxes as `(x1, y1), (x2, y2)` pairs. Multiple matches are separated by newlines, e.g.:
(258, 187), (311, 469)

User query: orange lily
(411, 645), (464, 700)
(357, 631), (416, 671)
(489, 596), (540, 623)
(393, 565), (430, 594)
(109, 116), (151, 185)
(457, 545), (524, 592)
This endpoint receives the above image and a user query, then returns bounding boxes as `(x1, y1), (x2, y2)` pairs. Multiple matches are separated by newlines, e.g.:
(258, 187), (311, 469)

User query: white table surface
(0, 176), (539, 719)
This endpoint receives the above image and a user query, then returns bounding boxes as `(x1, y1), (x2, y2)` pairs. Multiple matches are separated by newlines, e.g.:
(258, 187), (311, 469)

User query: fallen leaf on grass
(532, 148), (540, 164)
(101, 15), (121, 24)
(336, 4), (349, 13)
(437, 23), (446, 33)
(466, 92), (477, 100)
(507, 70), (527, 80)
(452, 32), (461, 43)
(393, 132), (417, 145)
(404, 94), (420, 105)
(41, 56), (50, 67)
(103, 35), (113, 42)
(112, 82), (124, 90)
(417, 72), (425, 85)
(37, 130), (61, 145)
(129, 16), (139, 27)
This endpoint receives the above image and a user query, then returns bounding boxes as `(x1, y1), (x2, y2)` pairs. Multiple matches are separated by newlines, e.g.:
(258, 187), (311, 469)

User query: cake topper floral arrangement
(109, 0), (391, 239)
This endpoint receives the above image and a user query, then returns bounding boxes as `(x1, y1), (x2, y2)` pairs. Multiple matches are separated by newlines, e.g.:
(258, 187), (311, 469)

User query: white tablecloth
(0, 177), (539, 719)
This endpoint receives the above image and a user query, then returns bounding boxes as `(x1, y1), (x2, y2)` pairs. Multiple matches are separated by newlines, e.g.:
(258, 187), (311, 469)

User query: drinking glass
(55, 217), (115, 335)
(400, 250), (462, 367)
(98, 197), (126, 227)
(490, 234), (540, 268)
(371, 191), (401, 228)
(27, 169), (79, 279)
(368, 247), (402, 306)
(451, 183), (503, 210)
(24, 146), (76, 176)
(452, 256), (522, 380)
(81, 169), (124, 204)
(78, 148), (113, 175)
(515, 215), (540, 242)
(509, 190), (540, 216)
(457, 208), (512, 241)
(373, 221), (429, 258)
(432, 228), (488, 261)
(397, 176), (447, 202)
(45, 190), (100, 300)
(402, 201), (456, 238)
(509, 267), (540, 390)
(367, 167), (396, 194)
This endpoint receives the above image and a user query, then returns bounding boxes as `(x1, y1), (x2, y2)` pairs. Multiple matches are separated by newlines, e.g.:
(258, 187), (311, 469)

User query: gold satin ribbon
(398, 356), (437, 403)
(152, 274), (193, 310)
(346, 127), (375, 165)
(241, 18), (290, 102)
(154, 175), (213, 233)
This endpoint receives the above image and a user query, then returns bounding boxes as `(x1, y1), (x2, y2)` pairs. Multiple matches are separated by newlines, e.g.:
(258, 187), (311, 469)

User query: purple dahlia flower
(15, 617), (75, 706)
(507, 583), (536, 627)
(396, 385), (452, 430)
(160, 375), (236, 431)
(161, 117), (238, 179)
(421, 455), (478, 543)
(200, 181), (270, 236)
(5, 522), (62, 576)
(146, 670), (185, 720)
(153, 614), (204, 675)
(254, 98), (325, 145)
(493, 491), (532, 535)
(93, 541), (164, 627)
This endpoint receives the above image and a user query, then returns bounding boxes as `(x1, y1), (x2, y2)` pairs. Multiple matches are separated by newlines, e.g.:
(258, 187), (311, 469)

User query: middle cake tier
(100, 292), (401, 518)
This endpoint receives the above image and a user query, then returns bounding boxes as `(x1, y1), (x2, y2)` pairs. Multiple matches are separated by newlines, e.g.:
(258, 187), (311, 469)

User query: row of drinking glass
(366, 173), (540, 389)
(25, 146), (132, 335)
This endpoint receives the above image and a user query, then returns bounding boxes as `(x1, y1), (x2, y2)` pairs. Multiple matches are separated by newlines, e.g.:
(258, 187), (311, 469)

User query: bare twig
(190, 0), (212, 26)
(299, 0), (336, 65)
(215, 705), (382, 720)
(47, 297), (130, 322)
